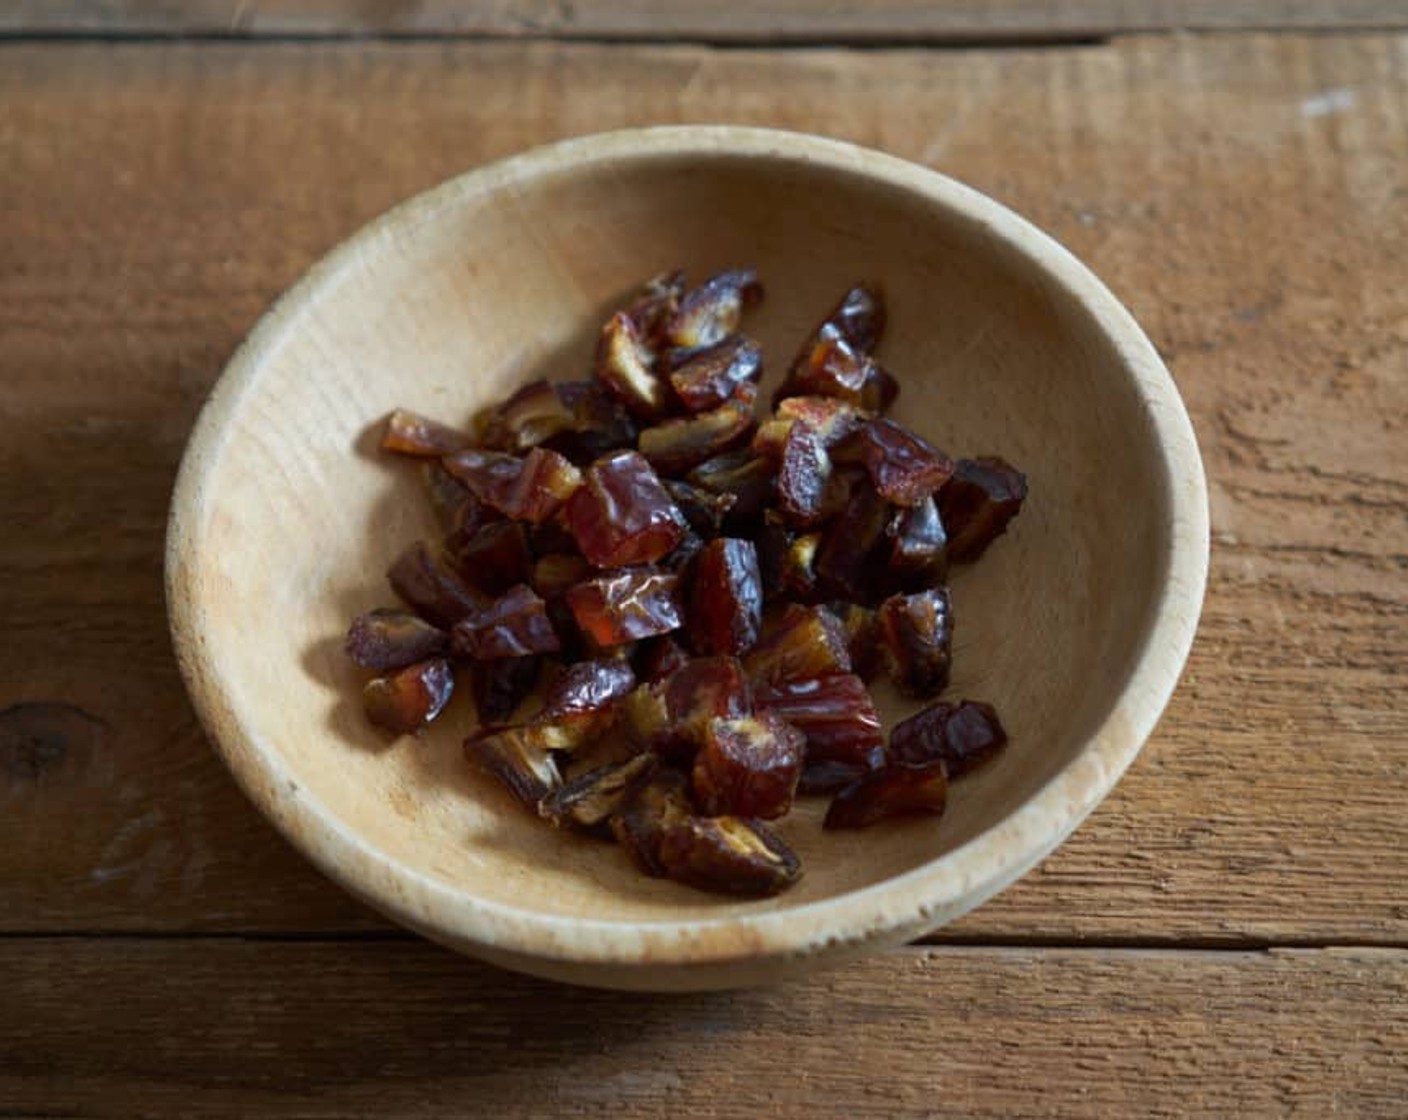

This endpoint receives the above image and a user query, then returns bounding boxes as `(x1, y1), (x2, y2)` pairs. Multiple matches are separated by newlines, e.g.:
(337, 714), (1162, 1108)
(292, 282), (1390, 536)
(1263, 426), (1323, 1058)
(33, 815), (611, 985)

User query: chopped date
(666, 268), (763, 350)
(387, 541), (487, 628)
(471, 655), (542, 727)
(824, 760), (948, 830)
(687, 537), (763, 656)
(667, 335), (763, 413)
(656, 813), (801, 896)
(567, 450), (687, 568)
(540, 754), (657, 832)
(877, 587), (952, 698)
(846, 419), (954, 507)
(938, 456), (1029, 562)
(363, 658), (455, 735)
(380, 408), (472, 457)
(565, 569), (683, 646)
(345, 608), (449, 672)
(637, 401), (757, 476)
(888, 699), (1008, 779)
(452, 584), (562, 660)
(595, 311), (667, 420)
(356, 271), (1025, 898)
(465, 724), (562, 808)
(744, 604), (852, 687)
(448, 520), (533, 597)
(755, 673), (884, 767)
(692, 711), (805, 820)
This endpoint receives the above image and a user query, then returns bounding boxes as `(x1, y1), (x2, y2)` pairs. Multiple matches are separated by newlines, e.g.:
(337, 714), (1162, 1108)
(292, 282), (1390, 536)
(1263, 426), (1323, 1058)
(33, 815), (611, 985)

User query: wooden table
(3, 5), (1405, 1115)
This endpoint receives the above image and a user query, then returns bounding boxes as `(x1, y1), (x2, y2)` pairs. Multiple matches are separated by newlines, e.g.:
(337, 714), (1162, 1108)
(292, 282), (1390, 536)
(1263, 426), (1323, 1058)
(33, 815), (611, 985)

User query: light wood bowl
(167, 127), (1208, 990)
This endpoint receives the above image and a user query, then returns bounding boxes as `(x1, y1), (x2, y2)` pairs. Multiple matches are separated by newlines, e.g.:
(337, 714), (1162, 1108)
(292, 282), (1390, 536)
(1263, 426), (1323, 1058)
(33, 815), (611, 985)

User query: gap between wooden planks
(0, 34), (1404, 944)
(1, 940), (1405, 1117)
(1, 0), (1406, 41)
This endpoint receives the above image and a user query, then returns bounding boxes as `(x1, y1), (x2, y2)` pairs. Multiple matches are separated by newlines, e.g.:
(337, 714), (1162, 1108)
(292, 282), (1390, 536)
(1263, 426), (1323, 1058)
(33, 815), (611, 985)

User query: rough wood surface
(2, 941), (1404, 1117)
(3, 1), (1405, 40)
(1, 34), (1405, 946)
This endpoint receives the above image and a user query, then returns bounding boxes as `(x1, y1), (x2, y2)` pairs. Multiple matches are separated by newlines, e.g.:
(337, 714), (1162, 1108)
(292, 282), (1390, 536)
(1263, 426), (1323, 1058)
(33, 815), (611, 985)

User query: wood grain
(1, 34), (1404, 943)
(2, 1), (1405, 40)
(1, 940), (1404, 1117)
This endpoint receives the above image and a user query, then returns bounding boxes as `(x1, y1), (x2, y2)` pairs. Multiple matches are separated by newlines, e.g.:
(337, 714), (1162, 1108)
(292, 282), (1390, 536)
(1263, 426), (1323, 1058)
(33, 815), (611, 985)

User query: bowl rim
(166, 125), (1209, 975)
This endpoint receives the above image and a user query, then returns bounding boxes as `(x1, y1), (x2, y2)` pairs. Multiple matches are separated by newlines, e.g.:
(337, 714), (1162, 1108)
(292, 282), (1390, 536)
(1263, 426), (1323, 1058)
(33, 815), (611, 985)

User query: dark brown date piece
(595, 311), (667, 420)
(540, 754), (657, 832)
(633, 635), (691, 683)
(755, 673), (884, 768)
(692, 711), (805, 820)
(667, 335), (763, 413)
(776, 334), (898, 414)
(387, 541), (487, 628)
(813, 482), (891, 604)
(444, 447), (582, 524)
(345, 608), (449, 671)
(452, 584), (561, 660)
(656, 814), (801, 896)
(877, 587), (952, 698)
(824, 760), (948, 829)
(687, 449), (776, 525)
(448, 520), (533, 597)
(465, 724), (562, 808)
(830, 602), (883, 682)
(937, 456), (1029, 562)
(846, 419), (954, 507)
(885, 496), (948, 589)
(666, 268), (763, 350)
(363, 658), (455, 735)
(744, 604), (853, 687)
(664, 479), (737, 537)
(638, 401), (757, 477)
(477, 379), (575, 453)
(565, 569), (683, 646)
(420, 461), (484, 537)
(380, 408), (472, 457)
(471, 656), (542, 727)
(566, 450), (687, 568)
(610, 768), (692, 878)
(687, 537), (763, 656)
(888, 700), (1008, 779)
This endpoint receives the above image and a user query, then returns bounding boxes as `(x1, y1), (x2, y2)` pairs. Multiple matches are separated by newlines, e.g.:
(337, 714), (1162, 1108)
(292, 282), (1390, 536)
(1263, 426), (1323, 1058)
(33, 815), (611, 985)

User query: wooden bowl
(167, 127), (1208, 990)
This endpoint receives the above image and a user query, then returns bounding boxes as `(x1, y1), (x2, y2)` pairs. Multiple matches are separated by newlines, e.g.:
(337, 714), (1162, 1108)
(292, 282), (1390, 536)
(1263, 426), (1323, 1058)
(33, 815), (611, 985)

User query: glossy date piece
(625, 269), (687, 350)
(813, 483), (891, 603)
(656, 813), (801, 896)
(444, 446), (582, 524)
(451, 584), (561, 660)
(798, 759), (879, 795)
(420, 461), (485, 538)
(566, 450), (687, 568)
(539, 657), (637, 724)
(540, 754), (657, 833)
(387, 541), (487, 628)
(666, 268), (764, 349)
(888, 699), (1008, 779)
(775, 421), (840, 528)
(877, 587), (952, 698)
(885, 496), (949, 589)
(664, 479), (737, 537)
(380, 408), (472, 457)
(609, 767), (692, 878)
(546, 380), (639, 464)
(363, 658), (455, 735)
(830, 602), (883, 682)
(824, 760), (948, 830)
(776, 395), (870, 447)
(692, 711), (805, 820)
(754, 673), (884, 767)
(743, 604), (853, 687)
(666, 335), (763, 413)
(595, 311), (668, 421)
(775, 334), (898, 414)
(628, 655), (753, 762)
(476, 379), (575, 453)
(565, 569), (683, 646)
(447, 520), (533, 598)
(844, 419), (954, 507)
(638, 401), (757, 477)
(817, 283), (887, 354)
(687, 538), (763, 656)
(465, 724), (562, 808)
(345, 608), (449, 671)
(937, 456), (1029, 562)
(687, 449), (776, 525)
(471, 655), (542, 727)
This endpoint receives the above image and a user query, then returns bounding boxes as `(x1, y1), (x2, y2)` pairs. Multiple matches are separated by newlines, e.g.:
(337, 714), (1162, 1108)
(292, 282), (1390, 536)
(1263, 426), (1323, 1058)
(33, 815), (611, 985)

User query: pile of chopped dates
(345, 268), (1027, 896)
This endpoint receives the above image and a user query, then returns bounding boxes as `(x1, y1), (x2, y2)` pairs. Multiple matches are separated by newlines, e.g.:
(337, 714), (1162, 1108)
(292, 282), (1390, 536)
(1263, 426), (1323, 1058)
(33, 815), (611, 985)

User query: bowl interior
(177, 140), (1173, 935)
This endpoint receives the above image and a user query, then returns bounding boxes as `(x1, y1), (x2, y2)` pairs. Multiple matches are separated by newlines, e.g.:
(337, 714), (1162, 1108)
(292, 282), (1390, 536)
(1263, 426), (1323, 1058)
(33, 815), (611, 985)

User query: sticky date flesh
(348, 269), (1025, 897)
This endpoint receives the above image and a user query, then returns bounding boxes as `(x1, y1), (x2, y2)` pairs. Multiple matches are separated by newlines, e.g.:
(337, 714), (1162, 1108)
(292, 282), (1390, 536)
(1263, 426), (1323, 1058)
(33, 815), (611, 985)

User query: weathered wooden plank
(0, 941), (1403, 1117)
(0, 34), (1404, 941)
(1, 0), (1404, 40)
